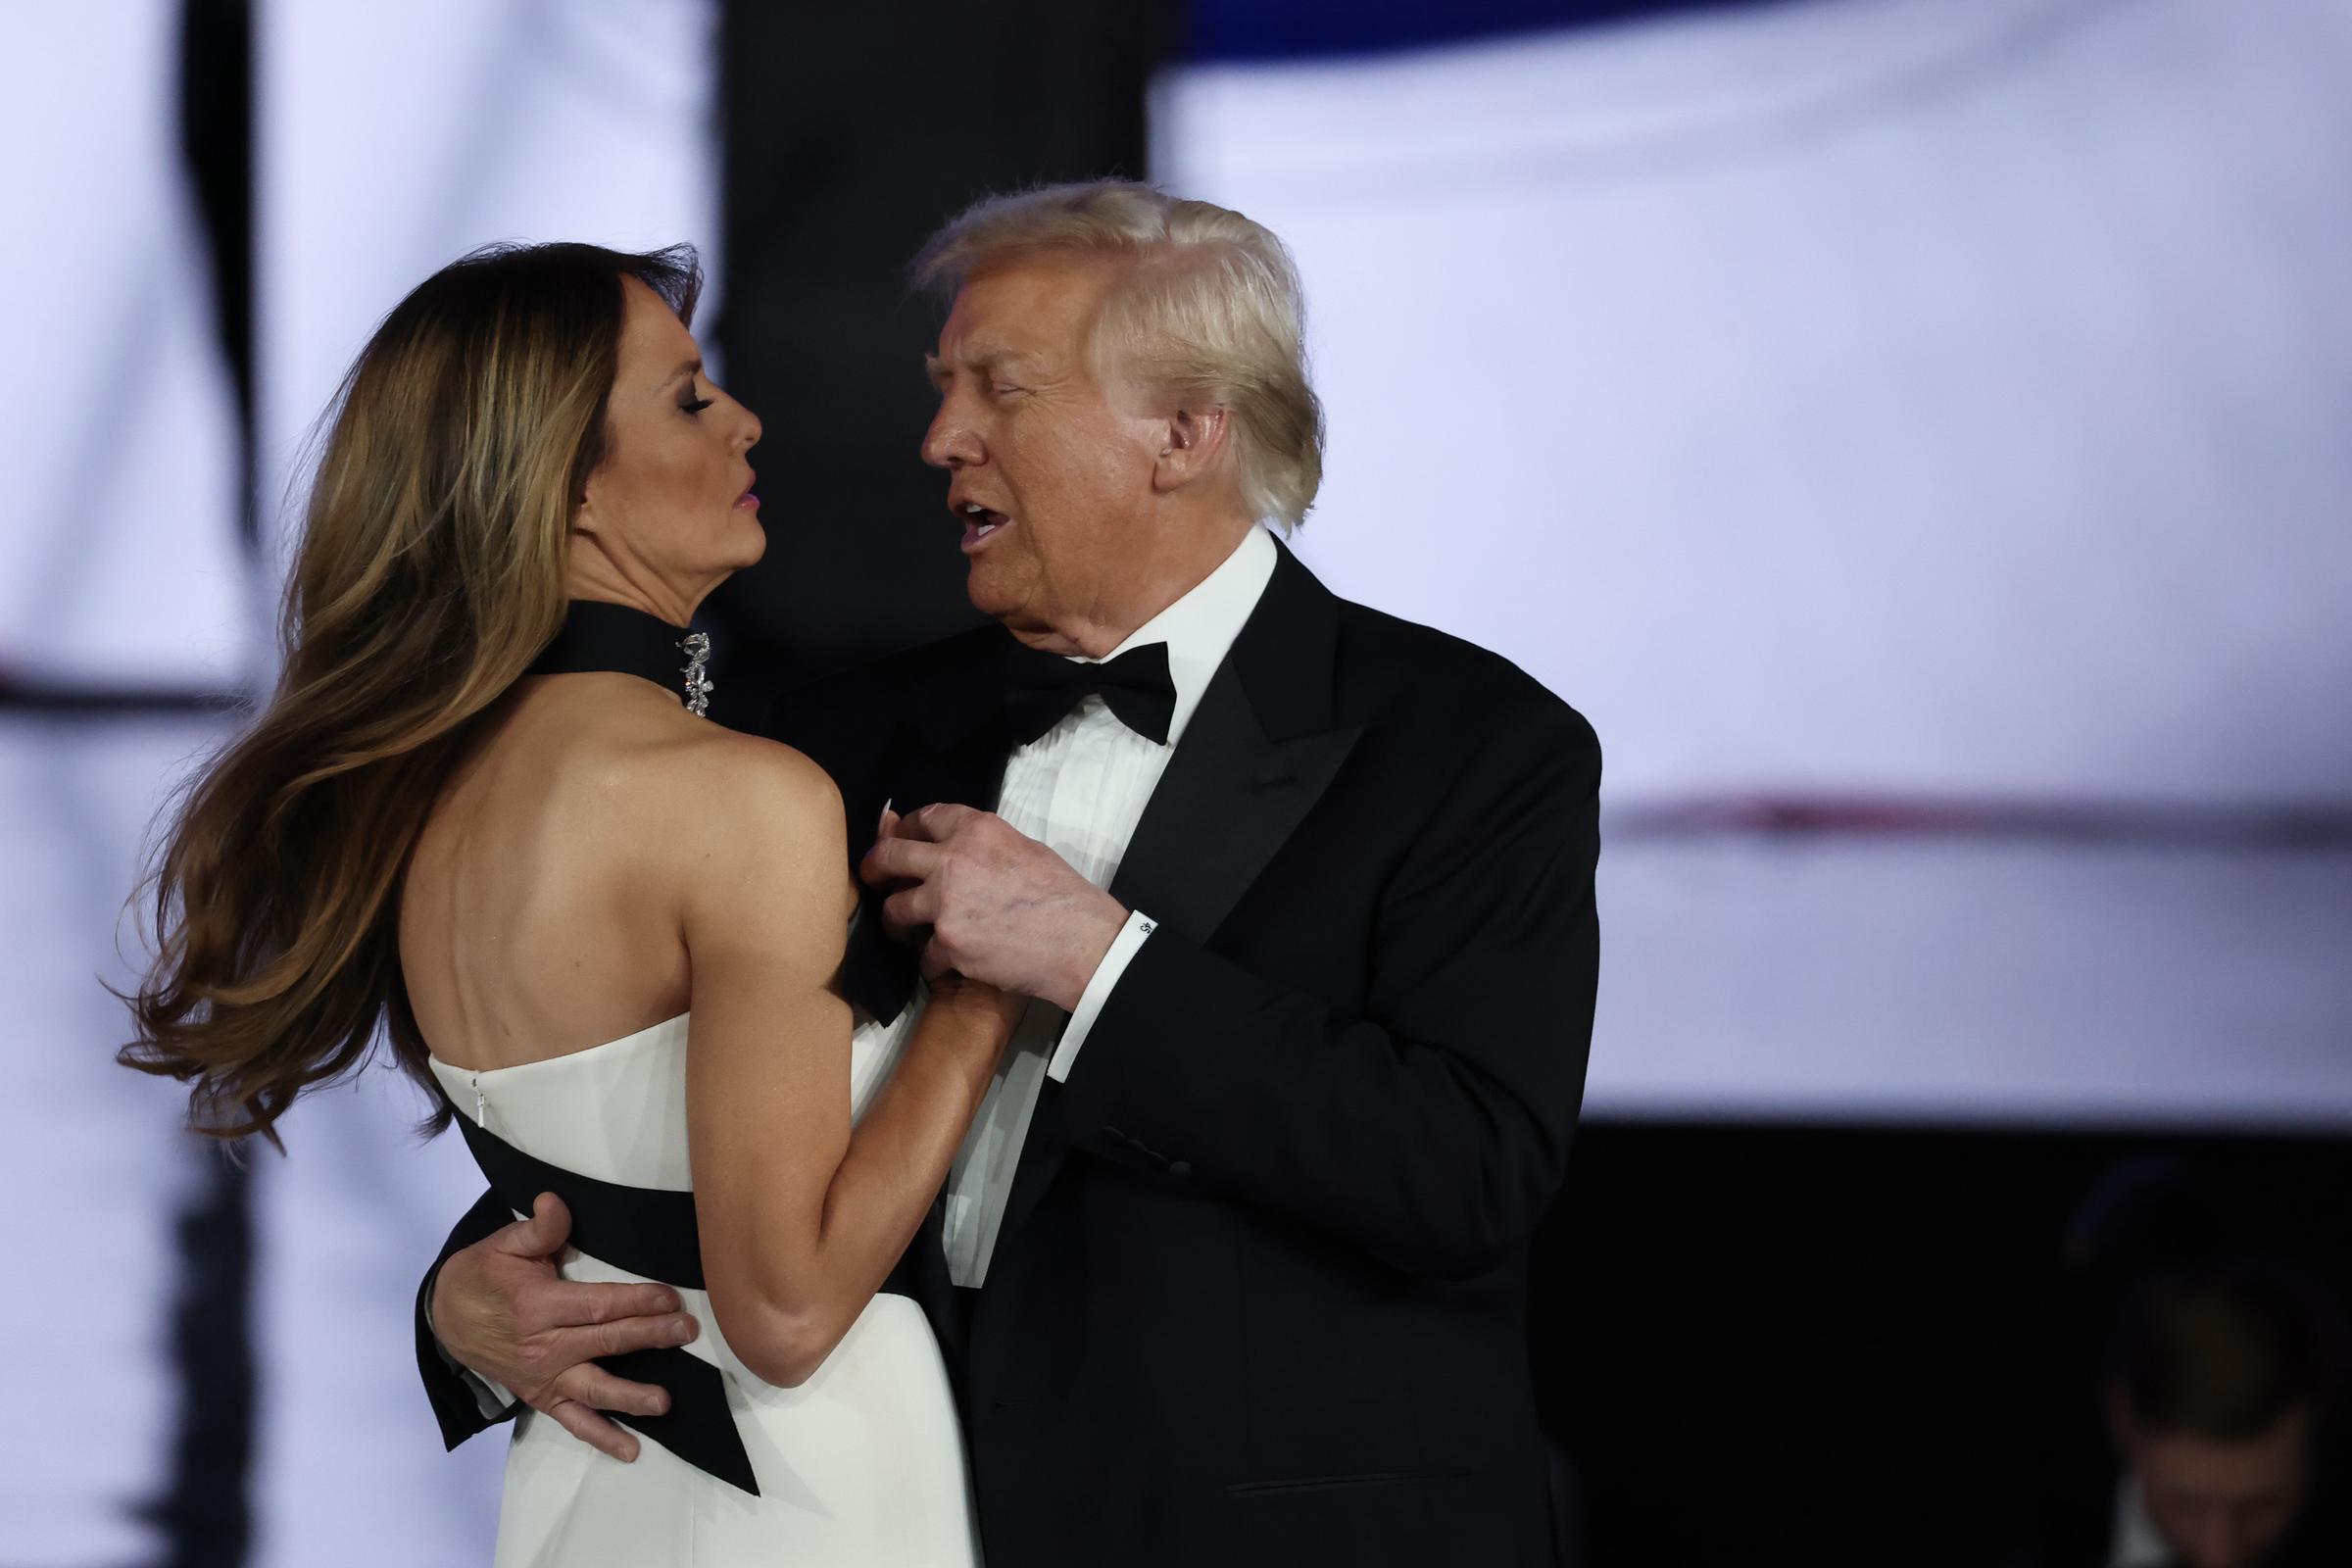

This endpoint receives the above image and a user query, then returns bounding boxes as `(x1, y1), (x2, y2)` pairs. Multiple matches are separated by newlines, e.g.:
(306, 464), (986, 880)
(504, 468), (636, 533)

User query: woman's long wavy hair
(121, 240), (702, 1146)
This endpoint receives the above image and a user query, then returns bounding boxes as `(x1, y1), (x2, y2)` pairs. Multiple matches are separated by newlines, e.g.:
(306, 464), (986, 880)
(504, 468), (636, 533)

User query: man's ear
(1152, 404), (1231, 495)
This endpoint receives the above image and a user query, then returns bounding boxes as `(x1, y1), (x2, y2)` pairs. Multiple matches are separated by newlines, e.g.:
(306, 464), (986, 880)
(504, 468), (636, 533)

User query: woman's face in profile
(578, 277), (764, 584)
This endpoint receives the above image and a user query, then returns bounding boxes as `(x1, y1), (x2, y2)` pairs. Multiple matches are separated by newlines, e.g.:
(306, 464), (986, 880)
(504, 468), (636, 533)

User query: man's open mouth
(958, 500), (1009, 547)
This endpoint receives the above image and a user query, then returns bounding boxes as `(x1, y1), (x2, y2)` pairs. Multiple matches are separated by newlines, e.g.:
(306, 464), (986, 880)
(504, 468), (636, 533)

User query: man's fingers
(522, 1278), (681, 1332)
(555, 1309), (699, 1365)
(882, 885), (940, 938)
(889, 808), (945, 846)
(894, 802), (973, 842)
(551, 1359), (672, 1420)
(859, 835), (946, 887)
(498, 1192), (572, 1258)
(542, 1396), (640, 1463)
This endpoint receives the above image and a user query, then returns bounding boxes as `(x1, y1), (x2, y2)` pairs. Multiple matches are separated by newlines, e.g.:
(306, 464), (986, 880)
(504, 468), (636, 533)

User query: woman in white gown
(123, 241), (1015, 1565)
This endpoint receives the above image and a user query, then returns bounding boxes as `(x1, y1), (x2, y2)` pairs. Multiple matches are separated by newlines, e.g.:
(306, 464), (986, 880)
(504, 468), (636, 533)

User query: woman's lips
(735, 491), (760, 511)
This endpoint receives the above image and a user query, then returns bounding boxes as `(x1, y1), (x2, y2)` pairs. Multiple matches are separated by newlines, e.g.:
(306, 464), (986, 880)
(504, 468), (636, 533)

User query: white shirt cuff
(461, 1365), (518, 1419)
(1047, 908), (1157, 1083)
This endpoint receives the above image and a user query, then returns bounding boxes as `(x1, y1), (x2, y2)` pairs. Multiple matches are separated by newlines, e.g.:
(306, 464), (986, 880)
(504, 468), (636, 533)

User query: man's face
(921, 254), (1165, 645)
(2119, 1404), (2311, 1568)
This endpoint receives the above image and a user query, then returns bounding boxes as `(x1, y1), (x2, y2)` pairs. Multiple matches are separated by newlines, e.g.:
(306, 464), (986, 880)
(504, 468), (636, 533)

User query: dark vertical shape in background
(706, 0), (1174, 725)
(178, 0), (256, 548)
(151, 3), (258, 1564)
(145, 1153), (257, 1568)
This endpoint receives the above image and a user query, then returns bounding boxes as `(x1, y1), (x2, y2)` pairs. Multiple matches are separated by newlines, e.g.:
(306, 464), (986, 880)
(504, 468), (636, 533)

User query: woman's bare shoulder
(627, 722), (850, 876)
(673, 723), (840, 807)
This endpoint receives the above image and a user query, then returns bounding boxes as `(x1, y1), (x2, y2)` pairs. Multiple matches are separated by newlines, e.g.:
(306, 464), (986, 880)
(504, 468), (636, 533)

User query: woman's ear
(1152, 404), (1231, 494)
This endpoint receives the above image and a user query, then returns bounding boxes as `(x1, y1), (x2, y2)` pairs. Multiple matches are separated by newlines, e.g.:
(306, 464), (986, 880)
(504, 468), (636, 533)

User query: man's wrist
(427, 1250), (479, 1359)
(1049, 893), (1132, 1011)
(425, 1271), (453, 1349)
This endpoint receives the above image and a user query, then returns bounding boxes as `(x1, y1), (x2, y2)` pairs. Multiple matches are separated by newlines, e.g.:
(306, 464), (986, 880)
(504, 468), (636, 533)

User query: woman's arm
(679, 739), (1019, 1388)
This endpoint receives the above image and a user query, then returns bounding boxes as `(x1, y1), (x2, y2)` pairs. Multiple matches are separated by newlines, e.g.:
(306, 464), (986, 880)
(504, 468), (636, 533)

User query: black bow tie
(1002, 640), (1177, 747)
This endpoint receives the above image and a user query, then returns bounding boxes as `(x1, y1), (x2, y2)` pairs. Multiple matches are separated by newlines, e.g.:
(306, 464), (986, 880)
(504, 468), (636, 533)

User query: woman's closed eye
(679, 381), (715, 416)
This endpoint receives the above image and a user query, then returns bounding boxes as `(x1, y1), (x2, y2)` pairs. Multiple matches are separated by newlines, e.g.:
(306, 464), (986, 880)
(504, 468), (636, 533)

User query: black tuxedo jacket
(416, 537), (1600, 1566)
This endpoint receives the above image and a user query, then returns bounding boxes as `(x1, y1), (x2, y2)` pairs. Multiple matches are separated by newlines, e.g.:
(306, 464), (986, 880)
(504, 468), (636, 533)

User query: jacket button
(1167, 1161), (1194, 1180)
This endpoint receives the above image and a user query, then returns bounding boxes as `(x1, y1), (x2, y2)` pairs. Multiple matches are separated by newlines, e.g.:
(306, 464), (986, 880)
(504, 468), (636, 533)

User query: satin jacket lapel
(992, 539), (1364, 1258)
(1104, 658), (1359, 942)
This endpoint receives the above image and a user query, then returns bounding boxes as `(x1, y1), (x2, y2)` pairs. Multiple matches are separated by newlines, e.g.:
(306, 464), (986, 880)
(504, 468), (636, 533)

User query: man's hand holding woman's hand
(429, 1193), (699, 1462)
(859, 803), (1127, 1012)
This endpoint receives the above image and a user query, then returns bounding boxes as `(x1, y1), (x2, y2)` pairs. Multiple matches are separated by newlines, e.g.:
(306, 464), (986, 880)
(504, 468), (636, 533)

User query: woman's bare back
(400, 670), (832, 1073)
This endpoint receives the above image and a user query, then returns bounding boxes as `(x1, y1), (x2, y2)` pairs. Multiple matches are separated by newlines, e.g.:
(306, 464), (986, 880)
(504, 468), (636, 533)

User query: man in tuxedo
(416, 181), (1599, 1565)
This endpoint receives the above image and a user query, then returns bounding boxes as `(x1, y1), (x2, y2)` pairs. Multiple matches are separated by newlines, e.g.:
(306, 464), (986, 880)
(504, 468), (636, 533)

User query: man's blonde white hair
(913, 180), (1324, 532)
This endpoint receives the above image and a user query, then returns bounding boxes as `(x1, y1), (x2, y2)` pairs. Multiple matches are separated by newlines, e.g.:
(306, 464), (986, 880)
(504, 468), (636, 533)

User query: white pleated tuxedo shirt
(862, 523), (1279, 1288)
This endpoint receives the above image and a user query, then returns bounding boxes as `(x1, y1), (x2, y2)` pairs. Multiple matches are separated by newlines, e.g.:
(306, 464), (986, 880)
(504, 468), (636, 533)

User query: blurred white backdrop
(0, 4), (250, 689)
(1155, 0), (2352, 1123)
(3, 1), (719, 1561)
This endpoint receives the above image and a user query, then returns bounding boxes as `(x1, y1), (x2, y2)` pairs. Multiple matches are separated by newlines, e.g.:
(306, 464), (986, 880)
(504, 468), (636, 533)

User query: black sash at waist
(453, 1114), (757, 1495)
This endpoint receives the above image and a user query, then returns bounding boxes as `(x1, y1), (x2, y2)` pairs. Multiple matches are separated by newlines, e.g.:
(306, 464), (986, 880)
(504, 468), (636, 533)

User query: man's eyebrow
(923, 346), (1027, 386)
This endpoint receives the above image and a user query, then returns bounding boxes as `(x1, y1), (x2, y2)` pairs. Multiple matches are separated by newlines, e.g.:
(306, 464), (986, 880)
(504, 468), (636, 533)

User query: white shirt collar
(1072, 525), (1278, 749)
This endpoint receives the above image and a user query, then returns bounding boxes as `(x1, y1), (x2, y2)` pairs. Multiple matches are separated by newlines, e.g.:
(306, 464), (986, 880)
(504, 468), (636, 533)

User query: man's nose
(921, 406), (980, 469)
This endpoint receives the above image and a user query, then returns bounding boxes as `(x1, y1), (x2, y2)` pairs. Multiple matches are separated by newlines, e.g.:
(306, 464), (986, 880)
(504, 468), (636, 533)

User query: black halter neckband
(527, 600), (714, 715)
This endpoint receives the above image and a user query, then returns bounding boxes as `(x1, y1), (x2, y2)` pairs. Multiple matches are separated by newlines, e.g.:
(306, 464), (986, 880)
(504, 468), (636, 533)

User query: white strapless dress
(427, 1013), (980, 1567)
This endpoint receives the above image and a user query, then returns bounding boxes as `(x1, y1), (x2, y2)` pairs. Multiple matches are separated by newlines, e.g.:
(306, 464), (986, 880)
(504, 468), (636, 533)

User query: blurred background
(4, 0), (2347, 1563)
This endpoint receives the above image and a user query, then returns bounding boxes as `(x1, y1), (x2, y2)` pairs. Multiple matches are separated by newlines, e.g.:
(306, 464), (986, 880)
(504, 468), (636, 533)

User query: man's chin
(962, 561), (1028, 624)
